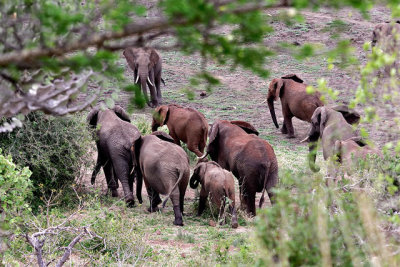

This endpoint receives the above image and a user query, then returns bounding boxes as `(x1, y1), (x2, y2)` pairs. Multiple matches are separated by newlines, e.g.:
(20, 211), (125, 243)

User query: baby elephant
(334, 137), (382, 174)
(190, 162), (238, 228)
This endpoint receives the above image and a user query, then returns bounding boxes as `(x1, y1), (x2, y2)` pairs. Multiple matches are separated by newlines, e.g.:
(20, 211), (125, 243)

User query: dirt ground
(82, 4), (398, 227)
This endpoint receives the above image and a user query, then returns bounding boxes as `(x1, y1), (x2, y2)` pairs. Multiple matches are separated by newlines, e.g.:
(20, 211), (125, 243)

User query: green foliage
(0, 112), (92, 207)
(254, 170), (399, 266)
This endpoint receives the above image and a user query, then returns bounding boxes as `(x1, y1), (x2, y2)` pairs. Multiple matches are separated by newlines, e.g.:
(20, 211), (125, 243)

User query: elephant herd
(88, 23), (393, 226)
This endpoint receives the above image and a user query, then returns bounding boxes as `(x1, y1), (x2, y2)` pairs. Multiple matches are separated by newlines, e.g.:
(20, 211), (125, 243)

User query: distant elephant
(123, 47), (164, 107)
(333, 137), (382, 174)
(190, 161), (238, 228)
(151, 104), (208, 157)
(372, 21), (400, 75)
(87, 105), (141, 206)
(131, 131), (190, 226)
(267, 74), (323, 138)
(199, 120), (279, 216)
(300, 106), (361, 172)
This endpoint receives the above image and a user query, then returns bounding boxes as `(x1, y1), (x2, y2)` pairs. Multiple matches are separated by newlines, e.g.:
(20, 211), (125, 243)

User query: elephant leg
(179, 189), (185, 214)
(242, 189), (256, 217)
(284, 115), (295, 138)
(218, 198), (226, 225)
(135, 170), (143, 204)
(112, 158), (134, 206)
(104, 161), (118, 197)
(197, 195), (207, 216)
(281, 121), (288, 134)
(147, 186), (161, 212)
(155, 74), (162, 103)
(91, 150), (106, 185)
(229, 204), (239, 228)
(169, 131), (181, 146)
(188, 141), (203, 157)
(171, 195), (184, 226)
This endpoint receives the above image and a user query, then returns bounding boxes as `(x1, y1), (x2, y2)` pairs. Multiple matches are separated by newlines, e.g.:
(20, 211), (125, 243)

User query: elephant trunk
(189, 174), (200, 189)
(136, 170), (143, 204)
(267, 98), (279, 129)
(139, 67), (149, 103)
(308, 142), (320, 172)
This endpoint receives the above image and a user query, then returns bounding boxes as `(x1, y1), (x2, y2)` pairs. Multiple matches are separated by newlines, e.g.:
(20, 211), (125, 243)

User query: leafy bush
(0, 112), (92, 206)
(0, 150), (32, 259)
(254, 170), (400, 266)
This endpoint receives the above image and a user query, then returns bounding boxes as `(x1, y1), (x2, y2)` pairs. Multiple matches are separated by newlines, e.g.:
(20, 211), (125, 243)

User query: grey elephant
(131, 131), (190, 226)
(301, 106), (361, 172)
(87, 105), (141, 206)
(123, 47), (164, 107)
(190, 161), (238, 228)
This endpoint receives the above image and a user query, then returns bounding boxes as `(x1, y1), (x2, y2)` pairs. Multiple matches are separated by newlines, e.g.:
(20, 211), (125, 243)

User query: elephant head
(331, 105), (360, 125)
(151, 105), (169, 132)
(87, 105), (131, 128)
(267, 74), (304, 128)
(123, 47), (160, 105)
(189, 162), (206, 189)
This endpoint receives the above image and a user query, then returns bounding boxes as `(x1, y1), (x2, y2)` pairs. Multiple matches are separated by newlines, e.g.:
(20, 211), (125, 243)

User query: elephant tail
(259, 163), (271, 209)
(162, 169), (185, 209)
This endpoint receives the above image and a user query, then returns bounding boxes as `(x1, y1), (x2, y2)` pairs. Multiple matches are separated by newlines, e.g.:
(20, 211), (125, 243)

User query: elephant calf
(151, 104), (208, 157)
(333, 137), (382, 175)
(131, 131), (190, 226)
(190, 161), (238, 228)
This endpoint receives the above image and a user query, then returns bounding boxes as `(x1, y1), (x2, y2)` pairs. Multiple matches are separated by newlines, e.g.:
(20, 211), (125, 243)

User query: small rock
(200, 91), (207, 97)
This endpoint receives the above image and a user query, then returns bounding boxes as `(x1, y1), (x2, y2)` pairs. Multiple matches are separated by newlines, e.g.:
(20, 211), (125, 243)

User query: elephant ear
(281, 74), (304, 83)
(154, 105), (169, 125)
(152, 131), (175, 143)
(149, 48), (160, 68)
(113, 105), (131, 123)
(331, 105), (360, 125)
(318, 107), (328, 136)
(268, 78), (284, 101)
(87, 108), (99, 128)
(123, 47), (138, 72)
(230, 120), (259, 136)
(208, 121), (220, 147)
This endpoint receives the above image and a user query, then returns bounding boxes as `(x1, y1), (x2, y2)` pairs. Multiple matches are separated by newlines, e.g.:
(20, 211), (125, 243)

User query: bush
(0, 150), (32, 258)
(254, 169), (400, 266)
(0, 112), (92, 206)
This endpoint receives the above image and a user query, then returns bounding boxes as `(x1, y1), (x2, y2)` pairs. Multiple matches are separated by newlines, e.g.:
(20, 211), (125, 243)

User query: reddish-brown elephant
(190, 161), (238, 228)
(267, 74), (323, 138)
(199, 120), (279, 216)
(151, 104), (208, 157)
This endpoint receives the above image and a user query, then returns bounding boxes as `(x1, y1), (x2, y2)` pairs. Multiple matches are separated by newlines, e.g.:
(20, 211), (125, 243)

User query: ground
(77, 4), (399, 265)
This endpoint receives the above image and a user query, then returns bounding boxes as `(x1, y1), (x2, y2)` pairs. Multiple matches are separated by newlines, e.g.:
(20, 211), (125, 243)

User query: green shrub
(254, 170), (400, 266)
(0, 150), (32, 259)
(0, 112), (92, 207)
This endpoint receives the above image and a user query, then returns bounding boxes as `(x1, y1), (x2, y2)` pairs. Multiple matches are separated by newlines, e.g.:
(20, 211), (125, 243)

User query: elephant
(198, 120), (279, 216)
(267, 74), (323, 138)
(151, 104), (208, 157)
(123, 47), (164, 107)
(371, 21), (400, 75)
(333, 137), (382, 175)
(189, 161), (238, 228)
(131, 131), (190, 226)
(300, 106), (362, 172)
(87, 105), (141, 206)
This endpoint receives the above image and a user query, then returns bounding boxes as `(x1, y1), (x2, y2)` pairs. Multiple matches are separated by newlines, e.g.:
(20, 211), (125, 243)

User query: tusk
(260, 99), (267, 104)
(135, 76), (139, 83)
(197, 152), (209, 161)
(130, 166), (135, 175)
(300, 136), (309, 143)
(147, 77), (154, 86)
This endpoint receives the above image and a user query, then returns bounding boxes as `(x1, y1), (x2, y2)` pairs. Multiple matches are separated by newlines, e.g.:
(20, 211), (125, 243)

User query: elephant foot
(173, 219), (184, 226)
(111, 189), (119, 197)
(286, 134), (295, 139)
(148, 206), (160, 213)
(231, 220), (239, 229)
(281, 128), (288, 134)
(173, 206), (184, 226)
(126, 199), (135, 208)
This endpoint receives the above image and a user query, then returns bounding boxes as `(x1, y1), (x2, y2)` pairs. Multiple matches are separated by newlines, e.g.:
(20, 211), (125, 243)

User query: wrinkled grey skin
(190, 161), (238, 228)
(301, 106), (361, 172)
(87, 106), (142, 206)
(131, 131), (190, 226)
(123, 47), (164, 107)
